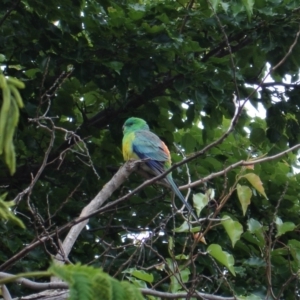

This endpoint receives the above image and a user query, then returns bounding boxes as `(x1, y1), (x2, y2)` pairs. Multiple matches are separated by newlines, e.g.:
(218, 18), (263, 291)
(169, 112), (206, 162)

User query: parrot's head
(123, 117), (150, 134)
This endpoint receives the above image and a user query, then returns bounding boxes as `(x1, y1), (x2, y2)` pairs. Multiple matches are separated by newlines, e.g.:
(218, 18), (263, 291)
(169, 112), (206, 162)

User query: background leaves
(0, 0), (300, 299)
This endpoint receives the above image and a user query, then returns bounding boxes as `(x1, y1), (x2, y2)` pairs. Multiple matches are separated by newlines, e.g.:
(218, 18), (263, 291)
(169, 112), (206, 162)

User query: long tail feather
(167, 174), (198, 221)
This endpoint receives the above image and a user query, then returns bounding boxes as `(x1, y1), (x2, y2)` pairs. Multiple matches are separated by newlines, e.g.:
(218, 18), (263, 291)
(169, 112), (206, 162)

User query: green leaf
(130, 270), (154, 283)
(247, 218), (263, 233)
(181, 132), (197, 153)
(288, 240), (300, 264)
(128, 4), (145, 20)
(210, 0), (220, 12)
(173, 221), (192, 233)
(237, 184), (252, 216)
(242, 0), (255, 19)
(166, 258), (190, 293)
(49, 263), (144, 300)
(102, 61), (124, 74)
(250, 127), (266, 146)
(275, 217), (296, 237)
(0, 194), (25, 228)
(221, 215), (243, 248)
(121, 281), (144, 300)
(0, 54), (6, 62)
(174, 254), (189, 260)
(231, 1), (245, 17)
(241, 173), (268, 199)
(193, 190), (211, 216)
(243, 257), (266, 267)
(220, 1), (229, 13)
(168, 236), (174, 257)
(247, 218), (265, 247)
(207, 244), (236, 276)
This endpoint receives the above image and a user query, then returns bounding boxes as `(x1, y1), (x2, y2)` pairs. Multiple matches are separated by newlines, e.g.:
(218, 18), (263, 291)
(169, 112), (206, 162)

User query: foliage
(50, 263), (144, 300)
(0, 0), (300, 299)
(0, 193), (25, 228)
(0, 73), (24, 174)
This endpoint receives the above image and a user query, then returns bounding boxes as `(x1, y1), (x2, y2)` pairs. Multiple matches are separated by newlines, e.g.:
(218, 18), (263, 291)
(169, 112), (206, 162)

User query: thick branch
(0, 272), (67, 290)
(0, 161), (138, 271)
(0, 271), (234, 300)
(54, 160), (138, 263)
(140, 288), (235, 299)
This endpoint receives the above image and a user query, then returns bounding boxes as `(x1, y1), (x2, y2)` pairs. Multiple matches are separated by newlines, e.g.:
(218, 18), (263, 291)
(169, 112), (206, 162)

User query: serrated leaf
(50, 264), (98, 300)
(50, 263), (144, 300)
(110, 278), (125, 300)
(93, 275), (114, 300)
(275, 217), (296, 237)
(121, 281), (144, 300)
(241, 173), (268, 199)
(208, 244), (235, 276)
(237, 184), (252, 216)
(221, 215), (243, 248)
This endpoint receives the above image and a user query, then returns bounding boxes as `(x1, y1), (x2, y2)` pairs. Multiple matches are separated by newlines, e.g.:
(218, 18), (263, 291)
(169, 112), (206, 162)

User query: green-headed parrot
(122, 117), (197, 220)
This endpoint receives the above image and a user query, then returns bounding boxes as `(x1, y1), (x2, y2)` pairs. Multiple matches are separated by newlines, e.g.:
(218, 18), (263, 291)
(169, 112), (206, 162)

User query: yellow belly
(122, 133), (139, 161)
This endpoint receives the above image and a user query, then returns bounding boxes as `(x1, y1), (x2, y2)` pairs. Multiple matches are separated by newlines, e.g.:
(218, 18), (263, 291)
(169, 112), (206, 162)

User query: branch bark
(53, 160), (139, 265)
(0, 271), (235, 300)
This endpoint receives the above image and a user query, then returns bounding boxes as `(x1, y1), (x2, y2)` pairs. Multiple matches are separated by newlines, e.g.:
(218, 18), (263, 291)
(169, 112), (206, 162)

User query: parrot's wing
(132, 130), (170, 175)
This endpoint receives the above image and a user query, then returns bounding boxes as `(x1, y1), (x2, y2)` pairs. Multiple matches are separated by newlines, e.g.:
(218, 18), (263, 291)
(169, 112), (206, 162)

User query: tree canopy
(1, 0), (300, 299)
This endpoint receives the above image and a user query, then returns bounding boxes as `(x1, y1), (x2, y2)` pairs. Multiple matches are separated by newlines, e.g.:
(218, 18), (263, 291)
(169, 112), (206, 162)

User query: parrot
(122, 117), (197, 220)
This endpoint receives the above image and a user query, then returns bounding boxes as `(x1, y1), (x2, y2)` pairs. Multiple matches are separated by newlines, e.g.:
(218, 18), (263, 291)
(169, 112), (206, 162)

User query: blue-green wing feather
(132, 130), (168, 174)
(132, 130), (198, 220)
(132, 130), (169, 161)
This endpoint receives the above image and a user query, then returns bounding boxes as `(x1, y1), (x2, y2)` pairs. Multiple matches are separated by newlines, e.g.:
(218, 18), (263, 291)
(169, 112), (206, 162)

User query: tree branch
(181, 142), (300, 190)
(0, 271), (235, 300)
(53, 160), (138, 264)
(0, 161), (138, 271)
